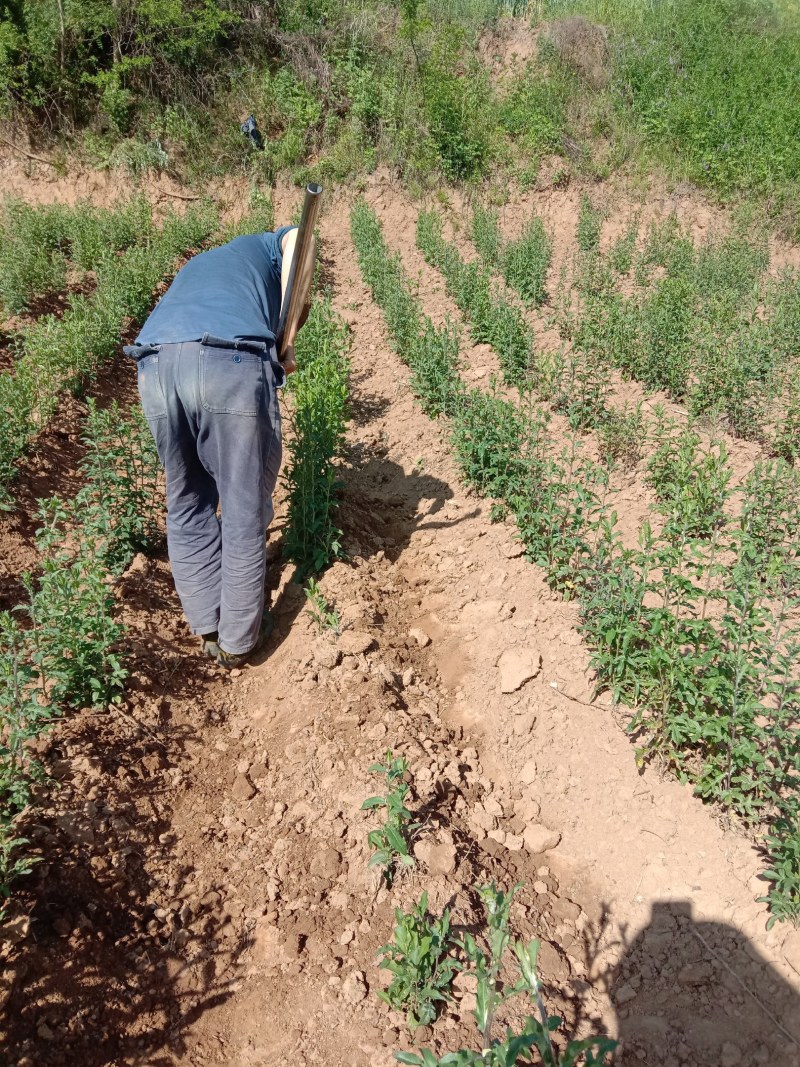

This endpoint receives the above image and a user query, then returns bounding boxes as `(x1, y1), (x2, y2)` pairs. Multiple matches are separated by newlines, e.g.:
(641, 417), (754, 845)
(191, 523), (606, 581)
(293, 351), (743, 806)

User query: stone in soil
(523, 823), (561, 854)
(339, 631), (376, 656)
(498, 648), (541, 694)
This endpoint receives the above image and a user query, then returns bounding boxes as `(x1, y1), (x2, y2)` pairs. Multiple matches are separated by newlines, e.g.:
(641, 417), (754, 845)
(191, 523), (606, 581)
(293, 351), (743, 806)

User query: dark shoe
(201, 631), (220, 659)
(215, 612), (274, 669)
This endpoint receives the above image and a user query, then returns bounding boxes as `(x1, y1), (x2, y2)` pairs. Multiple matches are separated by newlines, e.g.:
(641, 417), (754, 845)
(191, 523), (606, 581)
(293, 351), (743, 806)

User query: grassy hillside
(1, 0), (799, 229)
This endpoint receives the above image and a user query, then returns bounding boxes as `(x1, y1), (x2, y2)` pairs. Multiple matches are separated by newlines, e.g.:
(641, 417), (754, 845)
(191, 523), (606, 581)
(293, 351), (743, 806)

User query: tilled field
(2, 166), (800, 1066)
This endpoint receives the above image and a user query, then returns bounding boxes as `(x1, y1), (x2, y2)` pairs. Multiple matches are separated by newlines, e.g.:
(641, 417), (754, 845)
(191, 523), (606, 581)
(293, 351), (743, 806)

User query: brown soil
(2, 162), (800, 1067)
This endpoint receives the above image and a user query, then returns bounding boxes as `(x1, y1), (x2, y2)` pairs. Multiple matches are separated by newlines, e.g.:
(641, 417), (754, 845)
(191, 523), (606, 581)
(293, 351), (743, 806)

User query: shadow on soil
(604, 900), (800, 1066)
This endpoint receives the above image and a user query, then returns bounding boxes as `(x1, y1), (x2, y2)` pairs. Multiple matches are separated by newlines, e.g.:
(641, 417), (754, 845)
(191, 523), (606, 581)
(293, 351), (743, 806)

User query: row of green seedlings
(0, 192), (292, 902)
(282, 296), (351, 578)
(416, 202), (800, 924)
(417, 207), (643, 466)
(554, 202), (800, 461)
(0, 198), (219, 506)
(0, 195), (147, 314)
(362, 753), (615, 1066)
(0, 189), (275, 316)
(351, 198), (800, 925)
(0, 402), (161, 903)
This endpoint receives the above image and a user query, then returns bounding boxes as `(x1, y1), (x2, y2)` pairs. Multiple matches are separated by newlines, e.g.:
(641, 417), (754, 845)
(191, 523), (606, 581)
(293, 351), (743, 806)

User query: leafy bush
(470, 205), (502, 269)
(362, 752), (419, 886)
(576, 194), (603, 252)
(420, 25), (498, 182)
(503, 216), (551, 307)
(69, 197), (151, 269)
(570, 211), (792, 442)
(378, 892), (460, 1030)
(597, 403), (645, 465)
(0, 199), (69, 313)
(0, 0), (240, 125)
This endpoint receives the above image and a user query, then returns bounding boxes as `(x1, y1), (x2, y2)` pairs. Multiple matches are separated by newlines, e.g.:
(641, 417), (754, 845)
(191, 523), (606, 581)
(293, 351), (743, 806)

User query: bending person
(124, 224), (311, 668)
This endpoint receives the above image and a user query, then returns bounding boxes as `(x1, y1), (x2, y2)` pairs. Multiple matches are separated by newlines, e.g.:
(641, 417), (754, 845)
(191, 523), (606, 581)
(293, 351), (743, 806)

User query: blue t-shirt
(136, 226), (295, 346)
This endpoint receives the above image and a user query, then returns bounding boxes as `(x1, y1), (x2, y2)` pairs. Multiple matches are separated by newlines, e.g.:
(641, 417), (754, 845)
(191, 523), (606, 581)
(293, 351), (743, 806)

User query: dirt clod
(498, 648), (541, 693)
(523, 824), (561, 854)
(339, 631), (376, 656)
(408, 627), (431, 647)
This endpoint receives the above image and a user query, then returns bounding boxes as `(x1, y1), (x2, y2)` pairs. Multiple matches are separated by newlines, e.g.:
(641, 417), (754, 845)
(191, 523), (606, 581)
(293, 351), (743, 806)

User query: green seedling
(362, 751), (420, 886)
(304, 578), (341, 634)
(378, 891), (461, 1030)
(471, 205), (502, 269)
(597, 404), (645, 466)
(396, 883), (616, 1066)
(502, 216), (551, 308)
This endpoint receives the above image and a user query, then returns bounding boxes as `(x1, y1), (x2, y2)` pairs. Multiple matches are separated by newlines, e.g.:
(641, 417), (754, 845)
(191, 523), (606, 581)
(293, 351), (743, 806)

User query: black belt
(124, 334), (276, 360)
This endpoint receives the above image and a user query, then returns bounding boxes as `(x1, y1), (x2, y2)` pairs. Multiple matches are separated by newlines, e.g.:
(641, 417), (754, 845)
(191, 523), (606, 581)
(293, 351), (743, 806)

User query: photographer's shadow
(608, 900), (800, 1065)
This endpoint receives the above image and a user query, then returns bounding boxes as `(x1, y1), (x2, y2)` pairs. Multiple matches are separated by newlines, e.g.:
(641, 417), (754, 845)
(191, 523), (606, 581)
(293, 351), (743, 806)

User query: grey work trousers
(132, 336), (283, 654)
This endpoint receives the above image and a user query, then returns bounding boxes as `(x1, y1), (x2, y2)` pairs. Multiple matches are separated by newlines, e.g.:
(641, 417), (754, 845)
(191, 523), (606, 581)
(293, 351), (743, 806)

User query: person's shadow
(601, 900), (800, 1065)
(259, 364), (479, 656)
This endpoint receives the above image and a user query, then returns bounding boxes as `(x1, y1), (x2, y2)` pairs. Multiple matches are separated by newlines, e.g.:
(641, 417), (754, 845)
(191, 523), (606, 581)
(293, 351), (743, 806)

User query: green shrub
(65, 196), (154, 270)
(420, 25), (498, 182)
(378, 891), (460, 1030)
(470, 204), (502, 269)
(576, 194), (603, 252)
(502, 216), (551, 307)
(0, 199), (70, 313)
(597, 403), (645, 465)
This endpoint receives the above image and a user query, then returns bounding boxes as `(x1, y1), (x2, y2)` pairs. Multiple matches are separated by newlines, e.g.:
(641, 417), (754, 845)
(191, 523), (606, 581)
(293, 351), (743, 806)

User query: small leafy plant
(304, 577), (342, 634)
(362, 751), (420, 885)
(502, 216), (551, 307)
(378, 891), (461, 1029)
(396, 883), (616, 1066)
(597, 404), (645, 465)
(576, 195), (603, 253)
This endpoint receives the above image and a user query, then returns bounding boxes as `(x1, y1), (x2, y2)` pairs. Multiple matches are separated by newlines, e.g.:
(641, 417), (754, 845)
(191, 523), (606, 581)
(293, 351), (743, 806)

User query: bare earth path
(2, 158), (800, 1066)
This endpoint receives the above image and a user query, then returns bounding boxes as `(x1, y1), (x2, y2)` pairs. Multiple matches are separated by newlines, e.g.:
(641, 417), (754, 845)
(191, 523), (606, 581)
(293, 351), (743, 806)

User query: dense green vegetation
(0, 196), (216, 505)
(283, 297), (350, 576)
(546, 0), (800, 205)
(3, 0), (798, 226)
